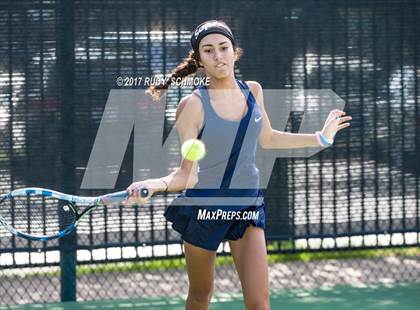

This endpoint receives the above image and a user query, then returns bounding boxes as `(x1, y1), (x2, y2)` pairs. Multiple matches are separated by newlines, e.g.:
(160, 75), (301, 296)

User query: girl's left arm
(246, 81), (352, 149)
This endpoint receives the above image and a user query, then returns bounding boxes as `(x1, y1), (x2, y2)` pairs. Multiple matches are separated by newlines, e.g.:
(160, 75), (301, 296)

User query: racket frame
(0, 187), (144, 241)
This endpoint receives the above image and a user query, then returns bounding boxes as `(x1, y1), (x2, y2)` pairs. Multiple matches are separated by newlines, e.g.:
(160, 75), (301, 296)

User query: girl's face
(198, 33), (236, 79)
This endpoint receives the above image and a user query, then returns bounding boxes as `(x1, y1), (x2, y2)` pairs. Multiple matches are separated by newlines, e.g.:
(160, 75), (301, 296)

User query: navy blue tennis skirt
(164, 192), (266, 251)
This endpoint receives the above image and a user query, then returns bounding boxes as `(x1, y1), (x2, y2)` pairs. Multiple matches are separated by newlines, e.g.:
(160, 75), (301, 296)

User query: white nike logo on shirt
(255, 116), (262, 122)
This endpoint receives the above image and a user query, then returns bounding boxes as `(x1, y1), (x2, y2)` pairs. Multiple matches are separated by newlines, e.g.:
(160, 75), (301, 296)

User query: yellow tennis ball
(181, 139), (206, 161)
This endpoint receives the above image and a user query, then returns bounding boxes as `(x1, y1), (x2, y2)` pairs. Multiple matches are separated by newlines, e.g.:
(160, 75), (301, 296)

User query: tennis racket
(0, 187), (148, 241)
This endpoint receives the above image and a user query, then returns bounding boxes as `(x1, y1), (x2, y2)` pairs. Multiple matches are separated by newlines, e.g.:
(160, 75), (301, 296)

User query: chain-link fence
(0, 0), (419, 306)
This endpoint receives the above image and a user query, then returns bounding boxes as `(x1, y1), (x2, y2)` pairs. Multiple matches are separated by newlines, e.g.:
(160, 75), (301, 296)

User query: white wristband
(315, 131), (334, 146)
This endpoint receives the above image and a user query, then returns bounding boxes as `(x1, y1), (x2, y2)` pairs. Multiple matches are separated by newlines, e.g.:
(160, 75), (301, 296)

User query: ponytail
(146, 50), (200, 101)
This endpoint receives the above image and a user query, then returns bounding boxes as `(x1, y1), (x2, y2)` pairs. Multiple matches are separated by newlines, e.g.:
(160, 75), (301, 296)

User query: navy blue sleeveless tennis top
(185, 80), (263, 210)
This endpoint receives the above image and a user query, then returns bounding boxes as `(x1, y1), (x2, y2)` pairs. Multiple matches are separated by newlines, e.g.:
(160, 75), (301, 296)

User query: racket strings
(0, 195), (77, 237)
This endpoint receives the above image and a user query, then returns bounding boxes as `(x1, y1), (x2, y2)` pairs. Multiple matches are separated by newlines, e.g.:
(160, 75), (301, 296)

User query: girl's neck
(208, 75), (238, 90)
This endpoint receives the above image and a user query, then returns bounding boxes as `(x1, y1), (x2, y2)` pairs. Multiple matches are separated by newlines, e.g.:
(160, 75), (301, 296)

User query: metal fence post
(56, 0), (76, 302)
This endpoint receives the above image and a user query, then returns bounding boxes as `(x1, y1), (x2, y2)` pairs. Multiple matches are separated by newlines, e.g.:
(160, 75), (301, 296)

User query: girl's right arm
(127, 93), (204, 201)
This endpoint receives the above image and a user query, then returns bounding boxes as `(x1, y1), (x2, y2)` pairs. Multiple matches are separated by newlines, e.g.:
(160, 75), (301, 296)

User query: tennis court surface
(1, 282), (418, 310)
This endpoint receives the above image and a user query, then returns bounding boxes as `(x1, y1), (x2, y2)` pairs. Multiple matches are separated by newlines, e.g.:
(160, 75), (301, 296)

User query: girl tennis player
(127, 20), (352, 310)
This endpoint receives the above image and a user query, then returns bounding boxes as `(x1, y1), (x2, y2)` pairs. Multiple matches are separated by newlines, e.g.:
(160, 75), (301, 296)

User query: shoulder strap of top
(236, 80), (257, 106)
(197, 85), (216, 118)
(236, 79), (248, 91)
(192, 86), (206, 139)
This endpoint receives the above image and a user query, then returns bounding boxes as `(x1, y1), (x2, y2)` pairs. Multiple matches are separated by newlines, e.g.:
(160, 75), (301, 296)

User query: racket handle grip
(139, 187), (149, 198)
